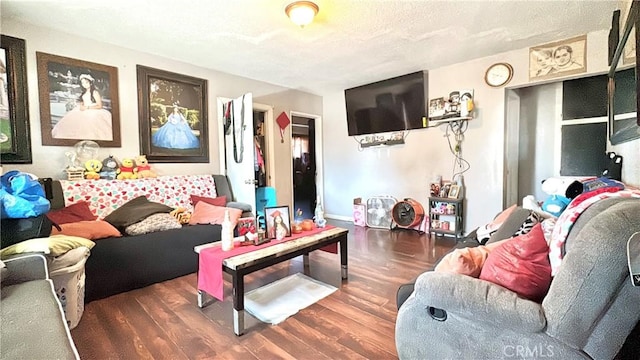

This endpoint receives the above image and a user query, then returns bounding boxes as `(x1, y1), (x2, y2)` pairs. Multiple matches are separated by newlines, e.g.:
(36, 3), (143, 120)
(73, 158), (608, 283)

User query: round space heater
(391, 198), (425, 228)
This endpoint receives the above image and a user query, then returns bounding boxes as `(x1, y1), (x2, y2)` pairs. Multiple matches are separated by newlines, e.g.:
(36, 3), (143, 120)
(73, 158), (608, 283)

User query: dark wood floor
(70, 220), (456, 359)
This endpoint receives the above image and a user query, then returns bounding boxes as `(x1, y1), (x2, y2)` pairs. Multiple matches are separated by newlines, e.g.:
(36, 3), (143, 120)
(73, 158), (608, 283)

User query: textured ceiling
(2, 0), (621, 94)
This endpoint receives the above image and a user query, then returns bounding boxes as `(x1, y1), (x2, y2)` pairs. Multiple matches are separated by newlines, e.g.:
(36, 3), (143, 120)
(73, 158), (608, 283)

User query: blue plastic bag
(0, 171), (50, 219)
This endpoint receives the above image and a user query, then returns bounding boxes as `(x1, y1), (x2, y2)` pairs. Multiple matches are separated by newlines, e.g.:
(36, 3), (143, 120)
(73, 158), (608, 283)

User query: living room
(2, 1), (640, 359)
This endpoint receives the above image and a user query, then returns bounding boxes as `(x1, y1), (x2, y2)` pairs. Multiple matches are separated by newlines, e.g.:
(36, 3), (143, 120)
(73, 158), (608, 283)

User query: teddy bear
(135, 155), (157, 178)
(99, 155), (118, 180)
(84, 159), (102, 180)
(170, 207), (191, 225)
(117, 158), (138, 180)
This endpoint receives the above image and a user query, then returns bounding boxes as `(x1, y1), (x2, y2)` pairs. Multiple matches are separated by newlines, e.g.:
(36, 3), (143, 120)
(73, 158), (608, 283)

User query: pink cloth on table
(197, 225), (339, 301)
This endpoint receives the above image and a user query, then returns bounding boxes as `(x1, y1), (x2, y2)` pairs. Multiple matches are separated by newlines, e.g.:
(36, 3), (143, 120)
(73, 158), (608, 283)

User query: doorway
(292, 115), (317, 219)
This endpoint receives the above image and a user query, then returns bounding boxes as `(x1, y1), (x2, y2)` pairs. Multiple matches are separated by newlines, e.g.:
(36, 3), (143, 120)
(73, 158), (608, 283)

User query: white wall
(3, 20), (322, 212)
(516, 83), (560, 201)
(322, 29), (640, 232)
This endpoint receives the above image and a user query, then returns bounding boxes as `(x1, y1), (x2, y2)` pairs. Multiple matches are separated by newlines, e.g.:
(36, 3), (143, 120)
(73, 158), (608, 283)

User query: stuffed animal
(117, 158), (138, 180)
(170, 207), (191, 225)
(84, 159), (102, 180)
(135, 155), (157, 178)
(100, 155), (118, 180)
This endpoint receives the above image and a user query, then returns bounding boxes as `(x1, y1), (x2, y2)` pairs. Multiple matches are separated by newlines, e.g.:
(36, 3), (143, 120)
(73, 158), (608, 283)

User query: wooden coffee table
(194, 226), (348, 335)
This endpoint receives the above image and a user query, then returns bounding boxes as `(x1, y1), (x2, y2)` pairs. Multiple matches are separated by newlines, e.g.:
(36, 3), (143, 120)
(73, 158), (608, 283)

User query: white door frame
(289, 111), (324, 209)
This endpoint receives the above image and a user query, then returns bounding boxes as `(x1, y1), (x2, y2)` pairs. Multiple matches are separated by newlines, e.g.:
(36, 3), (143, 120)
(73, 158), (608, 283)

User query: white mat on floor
(244, 273), (337, 325)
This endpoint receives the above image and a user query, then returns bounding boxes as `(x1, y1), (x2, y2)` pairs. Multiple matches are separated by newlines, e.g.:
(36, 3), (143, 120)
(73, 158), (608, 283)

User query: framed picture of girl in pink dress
(136, 65), (209, 163)
(36, 52), (121, 147)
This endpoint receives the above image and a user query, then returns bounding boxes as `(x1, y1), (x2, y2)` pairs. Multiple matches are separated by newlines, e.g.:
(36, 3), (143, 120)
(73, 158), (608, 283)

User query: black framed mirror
(608, 0), (640, 145)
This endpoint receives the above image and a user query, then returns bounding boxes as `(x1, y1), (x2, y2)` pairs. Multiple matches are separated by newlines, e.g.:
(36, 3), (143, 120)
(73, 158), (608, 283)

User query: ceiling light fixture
(285, 1), (319, 27)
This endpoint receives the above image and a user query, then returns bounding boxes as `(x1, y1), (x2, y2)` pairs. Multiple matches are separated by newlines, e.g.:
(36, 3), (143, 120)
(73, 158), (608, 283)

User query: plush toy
(84, 159), (102, 180)
(117, 158), (138, 180)
(135, 155), (157, 178)
(539, 176), (578, 217)
(100, 155), (118, 180)
(170, 207), (191, 225)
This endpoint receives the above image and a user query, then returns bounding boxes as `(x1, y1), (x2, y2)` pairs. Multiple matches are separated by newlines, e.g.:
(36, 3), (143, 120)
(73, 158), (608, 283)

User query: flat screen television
(344, 71), (428, 136)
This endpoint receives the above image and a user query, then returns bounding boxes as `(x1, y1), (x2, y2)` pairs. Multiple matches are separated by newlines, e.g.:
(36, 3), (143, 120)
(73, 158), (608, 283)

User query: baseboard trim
(325, 214), (353, 222)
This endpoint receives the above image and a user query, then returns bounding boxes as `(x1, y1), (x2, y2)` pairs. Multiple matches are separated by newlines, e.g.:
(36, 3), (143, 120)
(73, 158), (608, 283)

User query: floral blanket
(549, 189), (640, 276)
(59, 175), (217, 219)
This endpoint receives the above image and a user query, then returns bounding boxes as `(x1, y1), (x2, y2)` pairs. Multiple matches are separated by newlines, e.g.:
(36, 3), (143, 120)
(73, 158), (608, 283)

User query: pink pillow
(479, 223), (552, 303)
(50, 220), (122, 240)
(435, 239), (508, 277)
(189, 202), (242, 227)
(191, 194), (227, 207)
(47, 201), (97, 225)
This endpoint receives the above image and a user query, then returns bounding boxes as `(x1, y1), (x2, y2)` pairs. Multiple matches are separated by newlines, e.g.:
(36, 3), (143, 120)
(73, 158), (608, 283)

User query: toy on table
(100, 155), (118, 180)
(117, 158), (138, 180)
(135, 155), (157, 178)
(314, 196), (326, 228)
(84, 159), (102, 180)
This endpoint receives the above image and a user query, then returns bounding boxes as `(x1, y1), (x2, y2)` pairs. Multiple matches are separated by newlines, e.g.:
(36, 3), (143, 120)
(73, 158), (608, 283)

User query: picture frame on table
(137, 65), (209, 163)
(448, 184), (461, 199)
(0, 35), (31, 164)
(264, 205), (291, 240)
(36, 51), (121, 147)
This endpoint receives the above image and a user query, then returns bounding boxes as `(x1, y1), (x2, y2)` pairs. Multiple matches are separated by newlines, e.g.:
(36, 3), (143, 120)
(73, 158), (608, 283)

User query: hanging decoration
(276, 112), (291, 143)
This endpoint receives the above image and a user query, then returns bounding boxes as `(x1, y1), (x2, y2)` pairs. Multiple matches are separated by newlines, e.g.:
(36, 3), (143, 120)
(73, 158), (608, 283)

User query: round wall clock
(485, 63), (514, 87)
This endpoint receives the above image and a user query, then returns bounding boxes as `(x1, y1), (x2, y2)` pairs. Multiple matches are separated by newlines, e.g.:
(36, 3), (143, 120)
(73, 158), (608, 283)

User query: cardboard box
(353, 198), (366, 227)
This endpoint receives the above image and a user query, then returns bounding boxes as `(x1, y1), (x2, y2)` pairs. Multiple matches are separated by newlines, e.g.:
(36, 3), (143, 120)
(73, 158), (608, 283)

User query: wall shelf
(360, 138), (405, 148)
(428, 116), (472, 125)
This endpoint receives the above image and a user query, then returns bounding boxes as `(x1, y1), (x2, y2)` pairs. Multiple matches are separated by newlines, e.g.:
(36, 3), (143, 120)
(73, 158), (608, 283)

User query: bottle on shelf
(221, 209), (234, 251)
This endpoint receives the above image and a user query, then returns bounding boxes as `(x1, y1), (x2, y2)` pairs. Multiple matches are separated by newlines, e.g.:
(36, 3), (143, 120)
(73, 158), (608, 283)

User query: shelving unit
(360, 138), (405, 148)
(428, 196), (464, 241)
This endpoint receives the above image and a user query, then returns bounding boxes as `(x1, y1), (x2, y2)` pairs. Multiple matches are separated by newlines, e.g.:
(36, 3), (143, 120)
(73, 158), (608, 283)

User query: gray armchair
(396, 197), (640, 359)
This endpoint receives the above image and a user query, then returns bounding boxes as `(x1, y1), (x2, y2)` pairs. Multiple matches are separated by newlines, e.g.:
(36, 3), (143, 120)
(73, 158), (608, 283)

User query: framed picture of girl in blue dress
(136, 65), (209, 163)
(36, 52), (121, 147)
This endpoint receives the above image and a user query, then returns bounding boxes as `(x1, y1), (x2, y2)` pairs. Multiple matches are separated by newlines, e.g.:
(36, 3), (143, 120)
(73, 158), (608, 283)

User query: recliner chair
(395, 197), (640, 359)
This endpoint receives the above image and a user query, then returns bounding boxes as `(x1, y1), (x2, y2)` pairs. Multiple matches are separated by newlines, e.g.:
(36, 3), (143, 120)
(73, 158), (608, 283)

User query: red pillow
(50, 220), (122, 240)
(479, 223), (552, 303)
(47, 201), (97, 225)
(190, 194), (227, 207)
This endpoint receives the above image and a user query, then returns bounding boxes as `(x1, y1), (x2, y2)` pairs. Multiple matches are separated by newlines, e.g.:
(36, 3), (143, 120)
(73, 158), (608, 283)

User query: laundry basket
(49, 246), (90, 329)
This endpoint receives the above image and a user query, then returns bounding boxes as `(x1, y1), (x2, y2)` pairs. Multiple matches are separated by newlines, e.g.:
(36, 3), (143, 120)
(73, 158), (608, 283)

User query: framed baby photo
(1, 35), (31, 163)
(264, 205), (291, 240)
(137, 65), (209, 163)
(36, 52), (121, 147)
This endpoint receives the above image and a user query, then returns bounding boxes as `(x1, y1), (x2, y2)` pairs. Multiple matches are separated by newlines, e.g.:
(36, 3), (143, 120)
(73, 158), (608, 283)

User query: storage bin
(49, 249), (89, 329)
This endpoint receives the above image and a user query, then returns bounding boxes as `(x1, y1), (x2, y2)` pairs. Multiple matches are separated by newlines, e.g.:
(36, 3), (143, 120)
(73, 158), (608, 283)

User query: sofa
(396, 196), (640, 359)
(45, 174), (251, 302)
(1, 253), (79, 359)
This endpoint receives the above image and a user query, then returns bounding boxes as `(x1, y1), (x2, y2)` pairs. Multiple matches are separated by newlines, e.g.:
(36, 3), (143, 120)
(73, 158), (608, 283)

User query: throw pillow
(0, 259), (6, 283)
(125, 213), (182, 236)
(434, 239), (508, 277)
(475, 204), (517, 243)
(104, 196), (173, 231)
(0, 235), (95, 258)
(50, 220), (122, 240)
(191, 194), (227, 207)
(189, 201), (242, 228)
(479, 223), (552, 303)
(46, 201), (97, 225)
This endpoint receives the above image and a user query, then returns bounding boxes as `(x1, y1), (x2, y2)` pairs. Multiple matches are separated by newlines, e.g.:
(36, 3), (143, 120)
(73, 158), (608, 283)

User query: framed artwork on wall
(136, 65), (209, 163)
(265, 205), (291, 240)
(529, 34), (587, 81)
(36, 52), (121, 147)
(0, 35), (32, 164)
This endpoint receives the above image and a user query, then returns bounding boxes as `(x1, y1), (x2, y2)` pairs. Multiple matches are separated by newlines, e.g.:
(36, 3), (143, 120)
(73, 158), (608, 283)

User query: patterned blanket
(549, 189), (640, 276)
(59, 175), (217, 219)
